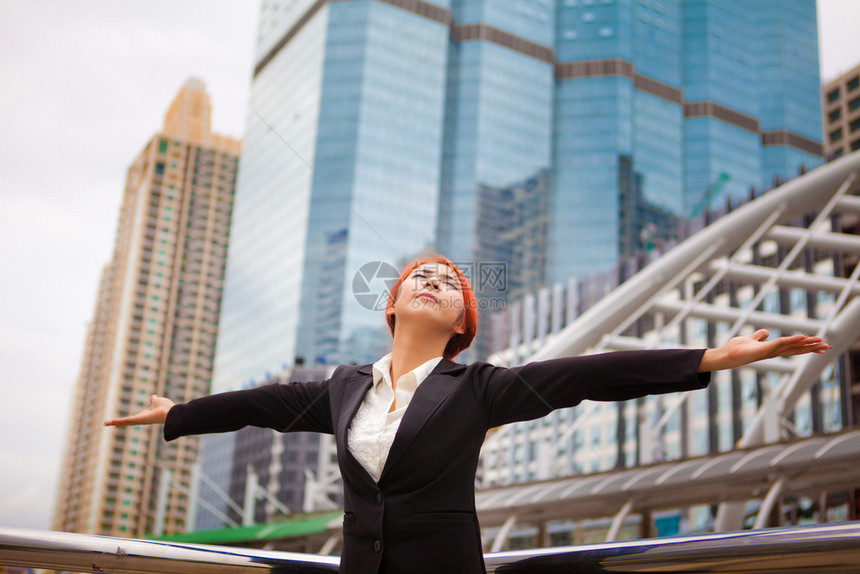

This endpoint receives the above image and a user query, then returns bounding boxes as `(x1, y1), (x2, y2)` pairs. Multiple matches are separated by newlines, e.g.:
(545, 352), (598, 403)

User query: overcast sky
(1, 0), (858, 532)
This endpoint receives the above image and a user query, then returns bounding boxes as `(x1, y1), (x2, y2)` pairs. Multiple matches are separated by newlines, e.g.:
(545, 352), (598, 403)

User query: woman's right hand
(104, 394), (175, 428)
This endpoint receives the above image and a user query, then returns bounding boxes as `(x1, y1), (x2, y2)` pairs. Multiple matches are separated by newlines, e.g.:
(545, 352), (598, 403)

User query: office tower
(822, 62), (860, 160)
(549, 0), (823, 283)
(53, 79), (240, 537)
(199, 0), (452, 526)
(436, 5), (555, 314)
(213, 0), (824, 394)
(202, 0), (823, 519)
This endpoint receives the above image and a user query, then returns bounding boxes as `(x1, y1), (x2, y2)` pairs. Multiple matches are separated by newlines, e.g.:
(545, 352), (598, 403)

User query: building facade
(200, 0), (824, 522)
(478, 155), (860, 538)
(220, 0), (824, 372)
(549, 0), (823, 283)
(53, 79), (240, 537)
(822, 62), (860, 160)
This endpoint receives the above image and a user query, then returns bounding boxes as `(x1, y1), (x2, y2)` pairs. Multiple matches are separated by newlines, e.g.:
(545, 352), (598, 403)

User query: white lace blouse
(347, 353), (443, 482)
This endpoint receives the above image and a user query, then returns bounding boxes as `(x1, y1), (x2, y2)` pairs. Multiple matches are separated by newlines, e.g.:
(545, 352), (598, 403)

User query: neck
(389, 324), (448, 382)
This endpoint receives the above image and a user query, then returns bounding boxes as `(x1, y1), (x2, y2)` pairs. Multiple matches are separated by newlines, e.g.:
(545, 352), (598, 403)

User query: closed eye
(411, 268), (460, 290)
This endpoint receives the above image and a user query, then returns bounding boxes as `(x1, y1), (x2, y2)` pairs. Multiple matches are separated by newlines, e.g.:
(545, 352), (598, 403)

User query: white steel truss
(485, 151), (860, 535)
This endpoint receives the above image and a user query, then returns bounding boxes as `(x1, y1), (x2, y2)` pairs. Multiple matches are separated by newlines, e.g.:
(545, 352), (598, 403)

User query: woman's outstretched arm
(479, 330), (830, 428)
(103, 380), (334, 439)
(104, 394), (175, 427)
(698, 329), (830, 372)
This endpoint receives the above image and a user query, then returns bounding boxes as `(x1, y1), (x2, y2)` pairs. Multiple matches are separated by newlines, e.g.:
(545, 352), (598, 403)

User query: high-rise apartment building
(822, 62), (860, 160)
(200, 0), (823, 521)
(53, 79), (240, 537)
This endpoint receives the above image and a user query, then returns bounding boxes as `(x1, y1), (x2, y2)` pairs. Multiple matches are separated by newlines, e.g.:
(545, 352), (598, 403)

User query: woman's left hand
(698, 329), (831, 372)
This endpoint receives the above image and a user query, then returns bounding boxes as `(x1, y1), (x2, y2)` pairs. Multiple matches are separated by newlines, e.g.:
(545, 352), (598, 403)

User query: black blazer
(164, 349), (710, 574)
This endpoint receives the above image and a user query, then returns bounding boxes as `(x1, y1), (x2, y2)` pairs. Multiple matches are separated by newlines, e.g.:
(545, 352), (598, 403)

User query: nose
(425, 277), (439, 289)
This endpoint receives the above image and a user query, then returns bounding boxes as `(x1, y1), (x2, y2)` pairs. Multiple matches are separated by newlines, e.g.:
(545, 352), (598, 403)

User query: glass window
(155, 162), (164, 175)
(827, 88), (840, 102)
(828, 109), (841, 123)
(158, 139), (168, 154)
(850, 117), (860, 133)
(830, 128), (843, 143)
(848, 76), (859, 91)
(851, 139), (860, 152)
(849, 96), (860, 111)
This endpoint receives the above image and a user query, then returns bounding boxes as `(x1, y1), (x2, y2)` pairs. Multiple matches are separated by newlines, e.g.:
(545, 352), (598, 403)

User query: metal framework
(486, 152), (860, 540)
(475, 429), (860, 538)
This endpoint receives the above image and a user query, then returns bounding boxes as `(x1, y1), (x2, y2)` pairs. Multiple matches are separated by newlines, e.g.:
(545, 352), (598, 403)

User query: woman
(105, 255), (829, 574)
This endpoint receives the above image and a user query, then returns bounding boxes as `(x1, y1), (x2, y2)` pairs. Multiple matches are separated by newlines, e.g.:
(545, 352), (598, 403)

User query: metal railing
(2, 522), (859, 573)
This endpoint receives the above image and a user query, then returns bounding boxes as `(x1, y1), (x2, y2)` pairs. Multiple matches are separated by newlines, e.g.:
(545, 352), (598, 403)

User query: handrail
(0, 527), (339, 573)
(484, 522), (860, 572)
(2, 522), (859, 573)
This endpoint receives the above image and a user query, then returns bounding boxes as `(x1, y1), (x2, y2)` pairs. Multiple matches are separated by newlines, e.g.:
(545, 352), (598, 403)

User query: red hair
(385, 255), (478, 360)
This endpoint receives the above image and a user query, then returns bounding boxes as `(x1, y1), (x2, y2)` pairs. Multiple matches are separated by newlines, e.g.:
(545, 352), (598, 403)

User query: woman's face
(392, 263), (466, 336)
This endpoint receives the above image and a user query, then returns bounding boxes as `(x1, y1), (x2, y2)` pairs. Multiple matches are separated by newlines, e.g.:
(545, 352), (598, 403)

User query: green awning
(148, 511), (343, 545)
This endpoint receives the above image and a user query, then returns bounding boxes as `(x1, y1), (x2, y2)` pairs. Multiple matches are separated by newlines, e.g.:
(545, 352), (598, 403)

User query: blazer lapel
(379, 359), (466, 481)
(336, 366), (375, 485)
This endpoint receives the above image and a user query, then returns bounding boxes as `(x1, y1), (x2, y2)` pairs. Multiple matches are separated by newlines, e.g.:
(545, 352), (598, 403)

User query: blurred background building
(192, 0), (827, 531)
(52, 79), (240, 537)
(551, 0), (823, 282)
(822, 62), (860, 160)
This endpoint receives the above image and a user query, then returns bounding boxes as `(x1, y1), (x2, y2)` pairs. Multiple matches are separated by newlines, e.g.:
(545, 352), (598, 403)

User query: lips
(416, 292), (437, 303)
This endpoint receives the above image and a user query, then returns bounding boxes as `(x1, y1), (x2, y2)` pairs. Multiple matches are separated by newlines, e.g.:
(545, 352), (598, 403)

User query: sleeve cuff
(163, 404), (183, 441)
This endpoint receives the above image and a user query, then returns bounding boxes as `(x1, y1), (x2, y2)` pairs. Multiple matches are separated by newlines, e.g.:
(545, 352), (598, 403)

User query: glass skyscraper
(200, 0), (823, 525)
(550, 0), (822, 283)
(217, 0), (821, 385)
(296, 1), (451, 366)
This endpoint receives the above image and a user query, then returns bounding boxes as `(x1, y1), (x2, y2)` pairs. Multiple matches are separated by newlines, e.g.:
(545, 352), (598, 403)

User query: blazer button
(375, 493), (382, 505)
(374, 540), (382, 552)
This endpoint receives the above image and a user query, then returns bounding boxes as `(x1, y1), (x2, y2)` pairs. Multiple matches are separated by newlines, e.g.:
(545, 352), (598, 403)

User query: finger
(780, 342), (831, 356)
(752, 329), (769, 341)
(104, 411), (149, 427)
(777, 334), (806, 343)
(792, 338), (828, 349)
(104, 417), (134, 427)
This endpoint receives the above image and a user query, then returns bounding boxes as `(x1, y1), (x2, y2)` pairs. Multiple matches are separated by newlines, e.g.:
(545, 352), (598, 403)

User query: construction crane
(689, 171), (730, 217)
